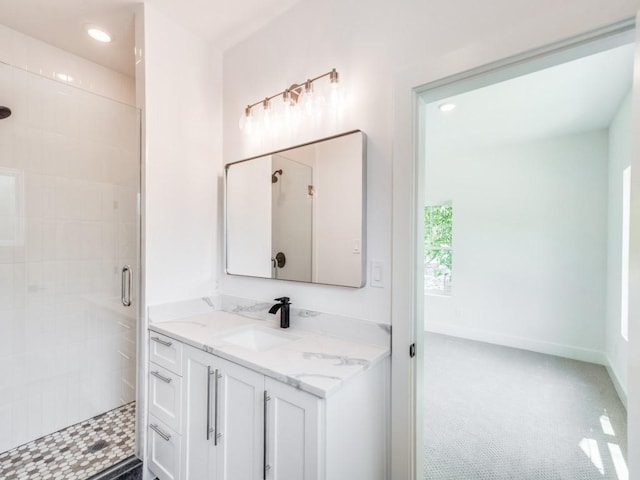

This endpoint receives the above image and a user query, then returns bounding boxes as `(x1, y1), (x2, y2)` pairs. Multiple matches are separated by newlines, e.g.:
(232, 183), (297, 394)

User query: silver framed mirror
(225, 130), (366, 287)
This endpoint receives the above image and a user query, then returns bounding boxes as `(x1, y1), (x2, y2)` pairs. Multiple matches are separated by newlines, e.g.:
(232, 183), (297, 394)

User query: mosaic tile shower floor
(0, 402), (135, 480)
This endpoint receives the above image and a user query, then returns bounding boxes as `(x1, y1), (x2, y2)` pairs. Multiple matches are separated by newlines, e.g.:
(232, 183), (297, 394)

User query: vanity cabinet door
(182, 347), (217, 480)
(265, 378), (323, 480)
(215, 357), (265, 480)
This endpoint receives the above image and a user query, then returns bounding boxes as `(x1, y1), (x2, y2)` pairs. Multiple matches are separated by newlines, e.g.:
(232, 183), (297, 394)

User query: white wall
(0, 23), (134, 105)
(221, 0), (639, 324)
(314, 134), (364, 287)
(215, 1), (640, 476)
(140, 4), (221, 307)
(222, 0), (393, 321)
(628, 19), (640, 475)
(423, 131), (609, 362)
(607, 90), (632, 401)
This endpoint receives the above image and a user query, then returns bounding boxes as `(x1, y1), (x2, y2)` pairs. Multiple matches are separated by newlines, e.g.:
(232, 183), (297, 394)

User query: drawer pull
(150, 423), (171, 441)
(150, 370), (172, 383)
(151, 336), (173, 347)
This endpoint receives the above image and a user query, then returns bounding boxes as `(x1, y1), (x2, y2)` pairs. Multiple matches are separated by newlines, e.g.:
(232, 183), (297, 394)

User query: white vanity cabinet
(182, 346), (265, 480)
(147, 332), (388, 480)
(148, 334), (184, 480)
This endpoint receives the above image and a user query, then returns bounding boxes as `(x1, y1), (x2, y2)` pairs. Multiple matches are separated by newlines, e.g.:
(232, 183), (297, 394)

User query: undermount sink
(219, 325), (299, 351)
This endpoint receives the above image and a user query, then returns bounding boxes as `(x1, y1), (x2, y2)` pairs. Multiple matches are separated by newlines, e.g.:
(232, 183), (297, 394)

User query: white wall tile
(25, 385), (43, 440)
(11, 391), (28, 447)
(0, 404), (12, 453)
(81, 186), (103, 222)
(0, 264), (13, 310)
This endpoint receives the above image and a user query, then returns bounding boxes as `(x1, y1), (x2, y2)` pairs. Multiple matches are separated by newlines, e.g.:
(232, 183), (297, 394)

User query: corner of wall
(606, 357), (628, 408)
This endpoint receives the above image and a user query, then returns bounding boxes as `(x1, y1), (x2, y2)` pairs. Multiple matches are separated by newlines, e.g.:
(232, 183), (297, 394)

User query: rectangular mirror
(225, 130), (366, 287)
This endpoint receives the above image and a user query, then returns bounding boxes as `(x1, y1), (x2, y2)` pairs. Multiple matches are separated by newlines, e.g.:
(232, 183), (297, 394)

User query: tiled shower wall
(0, 57), (139, 453)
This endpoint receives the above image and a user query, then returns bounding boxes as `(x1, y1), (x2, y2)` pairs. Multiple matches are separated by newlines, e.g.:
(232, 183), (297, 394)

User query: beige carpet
(424, 333), (628, 479)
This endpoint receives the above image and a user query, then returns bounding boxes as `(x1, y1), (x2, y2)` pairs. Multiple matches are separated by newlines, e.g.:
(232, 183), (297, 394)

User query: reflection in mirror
(0, 168), (24, 246)
(226, 130), (366, 287)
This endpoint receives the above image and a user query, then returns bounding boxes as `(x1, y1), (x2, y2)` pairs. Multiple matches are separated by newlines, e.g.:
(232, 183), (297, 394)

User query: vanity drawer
(149, 363), (183, 433)
(150, 332), (183, 375)
(148, 415), (182, 480)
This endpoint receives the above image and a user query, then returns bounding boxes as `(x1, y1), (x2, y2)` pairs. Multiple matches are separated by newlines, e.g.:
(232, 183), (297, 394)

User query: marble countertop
(149, 310), (389, 398)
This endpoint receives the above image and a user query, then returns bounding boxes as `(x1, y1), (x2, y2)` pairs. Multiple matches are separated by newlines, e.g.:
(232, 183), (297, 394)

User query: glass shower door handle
(121, 265), (132, 307)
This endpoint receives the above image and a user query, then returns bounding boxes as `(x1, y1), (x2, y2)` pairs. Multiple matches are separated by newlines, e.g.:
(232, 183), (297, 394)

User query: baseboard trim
(605, 358), (628, 409)
(424, 322), (607, 365)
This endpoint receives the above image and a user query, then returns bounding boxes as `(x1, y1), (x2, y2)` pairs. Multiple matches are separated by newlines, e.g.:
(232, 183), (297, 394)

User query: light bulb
(262, 98), (273, 131)
(290, 102), (301, 128)
(239, 106), (254, 132)
(282, 89), (300, 129)
(264, 108), (273, 131)
(327, 68), (341, 111)
(299, 80), (315, 117)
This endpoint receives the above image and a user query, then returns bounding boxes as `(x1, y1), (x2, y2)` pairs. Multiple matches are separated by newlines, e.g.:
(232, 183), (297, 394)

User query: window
(621, 166), (630, 342)
(424, 204), (452, 294)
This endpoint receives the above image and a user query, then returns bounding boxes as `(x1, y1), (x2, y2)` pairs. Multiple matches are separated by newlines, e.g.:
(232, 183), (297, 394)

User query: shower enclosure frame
(0, 57), (143, 474)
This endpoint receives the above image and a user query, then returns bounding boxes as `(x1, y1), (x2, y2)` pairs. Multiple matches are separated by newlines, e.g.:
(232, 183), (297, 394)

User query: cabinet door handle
(207, 366), (214, 441)
(263, 390), (271, 479)
(150, 423), (171, 441)
(214, 369), (221, 446)
(150, 370), (172, 384)
(150, 336), (173, 347)
(121, 265), (132, 307)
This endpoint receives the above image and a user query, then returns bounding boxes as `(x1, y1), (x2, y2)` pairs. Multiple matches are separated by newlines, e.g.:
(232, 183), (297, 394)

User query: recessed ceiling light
(87, 26), (112, 43)
(438, 103), (456, 112)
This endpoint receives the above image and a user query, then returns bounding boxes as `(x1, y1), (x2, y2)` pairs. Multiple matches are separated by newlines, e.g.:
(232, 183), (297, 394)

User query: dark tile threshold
(87, 455), (143, 480)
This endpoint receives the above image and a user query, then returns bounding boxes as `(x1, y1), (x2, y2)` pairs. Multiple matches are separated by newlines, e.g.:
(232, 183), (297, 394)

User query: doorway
(415, 26), (634, 480)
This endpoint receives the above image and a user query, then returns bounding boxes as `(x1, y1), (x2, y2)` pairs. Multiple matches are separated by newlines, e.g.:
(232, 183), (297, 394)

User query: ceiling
(0, 0), (300, 77)
(423, 43), (635, 158)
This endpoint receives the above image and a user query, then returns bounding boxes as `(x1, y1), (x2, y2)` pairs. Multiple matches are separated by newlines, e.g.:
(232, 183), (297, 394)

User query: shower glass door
(0, 60), (140, 458)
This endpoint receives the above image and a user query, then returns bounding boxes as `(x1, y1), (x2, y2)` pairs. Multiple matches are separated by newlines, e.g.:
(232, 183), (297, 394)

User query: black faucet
(268, 297), (291, 328)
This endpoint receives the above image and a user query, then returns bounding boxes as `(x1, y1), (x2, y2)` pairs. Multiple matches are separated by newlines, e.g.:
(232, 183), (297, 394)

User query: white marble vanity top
(149, 310), (389, 398)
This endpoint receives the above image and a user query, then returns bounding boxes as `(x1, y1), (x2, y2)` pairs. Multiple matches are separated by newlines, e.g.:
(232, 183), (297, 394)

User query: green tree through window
(424, 204), (452, 293)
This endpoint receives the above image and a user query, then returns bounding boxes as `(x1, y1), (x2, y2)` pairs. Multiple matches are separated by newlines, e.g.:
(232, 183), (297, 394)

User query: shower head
(0, 106), (11, 119)
(272, 169), (283, 183)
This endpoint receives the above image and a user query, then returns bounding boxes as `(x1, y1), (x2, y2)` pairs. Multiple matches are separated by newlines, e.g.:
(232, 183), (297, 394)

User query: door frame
(390, 17), (638, 480)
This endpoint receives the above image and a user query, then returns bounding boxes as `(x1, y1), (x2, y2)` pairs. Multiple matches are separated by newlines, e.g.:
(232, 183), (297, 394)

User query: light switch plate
(370, 260), (384, 288)
(352, 239), (361, 254)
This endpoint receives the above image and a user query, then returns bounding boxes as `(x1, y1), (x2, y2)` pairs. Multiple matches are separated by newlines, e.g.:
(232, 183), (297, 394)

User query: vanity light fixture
(87, 26), (113, 43)
(439, 102), (456, 112)
(239, 68), (340, 131)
